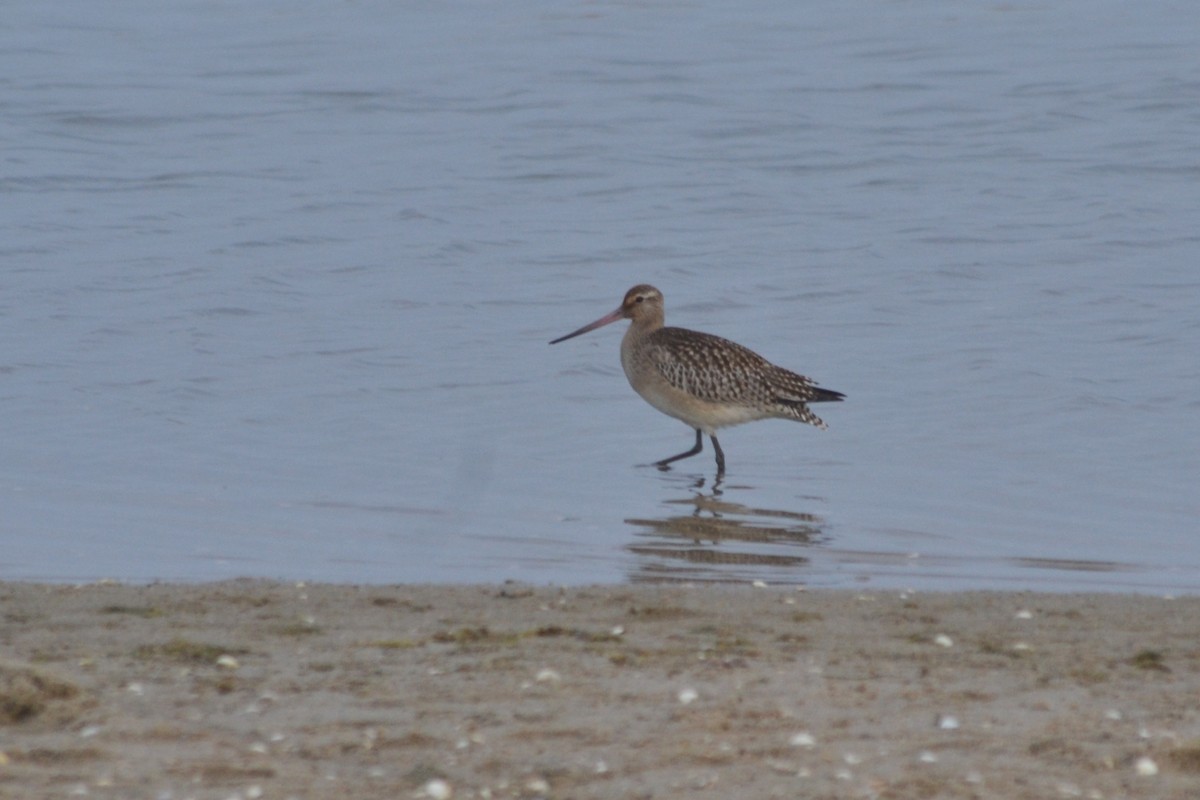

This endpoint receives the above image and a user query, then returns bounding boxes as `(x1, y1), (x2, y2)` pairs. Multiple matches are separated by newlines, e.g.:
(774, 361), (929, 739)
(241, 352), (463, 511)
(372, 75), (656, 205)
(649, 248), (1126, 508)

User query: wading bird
(550, 285), (844, 474)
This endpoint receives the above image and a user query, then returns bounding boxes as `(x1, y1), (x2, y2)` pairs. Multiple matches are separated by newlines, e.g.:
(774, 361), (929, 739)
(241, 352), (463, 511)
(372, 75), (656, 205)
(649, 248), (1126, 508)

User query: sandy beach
(2, 581), (1199, 799)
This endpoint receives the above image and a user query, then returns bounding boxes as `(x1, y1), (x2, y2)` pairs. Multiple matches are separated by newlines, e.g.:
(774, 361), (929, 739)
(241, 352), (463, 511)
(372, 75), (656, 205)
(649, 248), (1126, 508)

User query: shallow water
(3, 1), (1198, 591)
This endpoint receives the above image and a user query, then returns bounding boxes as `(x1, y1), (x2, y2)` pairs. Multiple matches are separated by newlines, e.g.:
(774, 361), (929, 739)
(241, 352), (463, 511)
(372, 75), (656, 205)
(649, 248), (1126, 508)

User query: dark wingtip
(812, 387), (846, 403)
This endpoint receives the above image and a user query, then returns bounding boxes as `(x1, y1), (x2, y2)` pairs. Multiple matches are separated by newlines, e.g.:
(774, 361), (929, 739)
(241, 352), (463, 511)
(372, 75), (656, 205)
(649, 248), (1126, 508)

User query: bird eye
(635, 296), (645, 303)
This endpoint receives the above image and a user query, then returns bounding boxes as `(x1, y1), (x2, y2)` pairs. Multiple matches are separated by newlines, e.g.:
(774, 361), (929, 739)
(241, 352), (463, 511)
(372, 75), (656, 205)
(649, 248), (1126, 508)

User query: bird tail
(768, 369), (844, 428)
(808, 387), (845, 403)
(768, 366), (845, 404)
(774, 398), (831, 429)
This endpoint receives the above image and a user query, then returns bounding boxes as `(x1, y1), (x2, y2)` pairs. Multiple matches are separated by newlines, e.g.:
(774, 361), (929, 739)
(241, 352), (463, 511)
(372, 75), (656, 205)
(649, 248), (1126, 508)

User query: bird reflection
(624, 487), (828, 584)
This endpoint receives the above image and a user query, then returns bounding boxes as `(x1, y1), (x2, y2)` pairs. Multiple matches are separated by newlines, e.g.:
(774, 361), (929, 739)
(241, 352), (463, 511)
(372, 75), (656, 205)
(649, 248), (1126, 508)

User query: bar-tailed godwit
(550, 284), (844, 474)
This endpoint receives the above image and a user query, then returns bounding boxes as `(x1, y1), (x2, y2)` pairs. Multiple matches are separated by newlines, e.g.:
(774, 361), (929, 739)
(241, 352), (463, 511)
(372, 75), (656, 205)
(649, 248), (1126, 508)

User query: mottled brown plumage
(550, 284), (844, 474)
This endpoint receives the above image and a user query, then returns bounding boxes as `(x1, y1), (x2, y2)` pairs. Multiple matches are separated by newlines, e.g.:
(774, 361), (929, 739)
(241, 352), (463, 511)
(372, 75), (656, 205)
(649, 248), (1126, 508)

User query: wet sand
(2, 580), (1199, 799)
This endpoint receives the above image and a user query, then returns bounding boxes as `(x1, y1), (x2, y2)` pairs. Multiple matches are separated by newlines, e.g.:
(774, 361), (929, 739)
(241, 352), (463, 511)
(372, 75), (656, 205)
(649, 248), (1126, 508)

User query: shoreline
(3, 580), (1199, 799)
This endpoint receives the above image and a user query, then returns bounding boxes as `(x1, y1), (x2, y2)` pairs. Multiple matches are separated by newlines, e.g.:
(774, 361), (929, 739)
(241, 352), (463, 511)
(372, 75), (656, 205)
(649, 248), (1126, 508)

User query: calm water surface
(3, 1), (1198, 591)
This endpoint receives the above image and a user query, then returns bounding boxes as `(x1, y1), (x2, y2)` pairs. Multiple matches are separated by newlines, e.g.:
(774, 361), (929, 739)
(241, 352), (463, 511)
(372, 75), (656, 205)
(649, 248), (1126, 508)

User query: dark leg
(710, 435), (725, 475)
(655, 428), (704, 470)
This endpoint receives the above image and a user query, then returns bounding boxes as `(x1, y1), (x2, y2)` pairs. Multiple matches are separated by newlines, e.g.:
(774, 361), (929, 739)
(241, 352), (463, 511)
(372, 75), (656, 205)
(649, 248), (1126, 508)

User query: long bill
(549, 307), (624, 344)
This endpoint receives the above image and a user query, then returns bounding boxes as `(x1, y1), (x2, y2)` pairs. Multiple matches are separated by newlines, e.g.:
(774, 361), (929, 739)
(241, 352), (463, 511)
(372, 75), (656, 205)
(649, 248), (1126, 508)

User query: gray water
(4, 1), (1198, 591)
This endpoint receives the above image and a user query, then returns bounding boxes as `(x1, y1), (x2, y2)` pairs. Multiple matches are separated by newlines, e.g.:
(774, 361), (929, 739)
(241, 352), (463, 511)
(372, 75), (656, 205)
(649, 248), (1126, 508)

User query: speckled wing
(645, 327), (843, 428)
(644, 328), (786, 403)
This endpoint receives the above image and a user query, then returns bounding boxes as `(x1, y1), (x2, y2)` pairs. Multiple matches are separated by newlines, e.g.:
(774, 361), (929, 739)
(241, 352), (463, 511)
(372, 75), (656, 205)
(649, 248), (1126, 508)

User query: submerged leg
(710, 435), (725, 475)
(655, 428), (704, 470)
